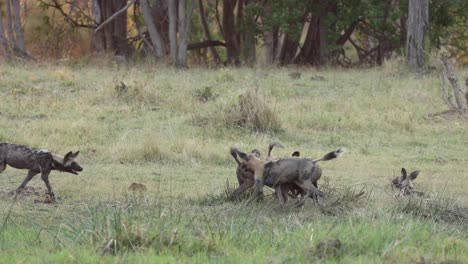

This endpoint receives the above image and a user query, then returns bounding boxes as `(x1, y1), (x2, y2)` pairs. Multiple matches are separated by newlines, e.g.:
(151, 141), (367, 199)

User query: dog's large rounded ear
(292, 151), (300, 157)
(401, 168), (407, 180)
(391, 177), (400, 186)
(64, 151), (73, 162)
(409, 171), (420, 180)
(238, 152), (249, 161)
(73, 151), (80, 157)
(251, 149), (261, 158)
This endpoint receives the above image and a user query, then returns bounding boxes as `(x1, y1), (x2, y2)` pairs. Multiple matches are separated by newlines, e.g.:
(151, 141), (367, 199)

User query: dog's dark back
(263, 158), (317, 186)
(0, 142), (54, 172)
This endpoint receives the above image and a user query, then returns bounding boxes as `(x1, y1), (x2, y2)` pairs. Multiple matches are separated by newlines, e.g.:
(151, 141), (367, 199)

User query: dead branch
(440, 72), (456, 109)
(442, 57), (465, 111)
(188, 40), (226, 50)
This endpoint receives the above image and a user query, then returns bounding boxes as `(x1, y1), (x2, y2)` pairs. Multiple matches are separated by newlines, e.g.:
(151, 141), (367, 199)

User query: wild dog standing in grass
(0, 142), (83, 203)
(229, 142), (284, 201)
(233, 147), (346, 207)
(392, 168), (424, 197)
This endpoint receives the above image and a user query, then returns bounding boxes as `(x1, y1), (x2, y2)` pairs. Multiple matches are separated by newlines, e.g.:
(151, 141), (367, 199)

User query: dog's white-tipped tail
(314, 147), (346, 162)
(335, 147), (347, 157)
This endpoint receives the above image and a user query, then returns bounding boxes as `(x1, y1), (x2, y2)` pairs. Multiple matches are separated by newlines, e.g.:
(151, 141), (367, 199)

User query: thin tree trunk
(141, 0), (165, 58)
(6, 0), (15, 44)
(168, 0), (177, 62)
(11, 0), (25, 51)
(113, 0), (130, 56)
(177, 0), (196, 67)
(406, 0), (428, 70)
(91, 0), (105, 52)
(152, 0), (170, 54)
(198, 0), (221, 64)
(237, 0), (254, 65)
(262, 1), (274, 65)
(0, 9), (12, 59)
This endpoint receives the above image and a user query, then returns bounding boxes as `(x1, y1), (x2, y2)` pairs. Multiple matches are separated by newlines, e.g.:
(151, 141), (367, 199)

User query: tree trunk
(91, 0), (105, 52)
(11, 0), (25, 51)
(199, 0), (221, 64)
(262, 1), (274, 65)
(168, 0), (178, 62)
(222, 0), (240, 65)
(406, 0), (428, 70)
(152, 0), (170, 54)
(113, 1), (130, 56)
(295, 14), (322, 65)
(91, 0), (131, 56)
(0, 9), (12, 59)
(140, 0), (165, 58)
(277, 32), (299, 65)
(6, 0), (15, 45)
(177, 0), (196, 67)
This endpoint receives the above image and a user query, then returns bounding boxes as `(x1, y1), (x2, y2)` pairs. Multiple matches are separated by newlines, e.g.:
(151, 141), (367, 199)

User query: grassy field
(0, 60), (467, 263)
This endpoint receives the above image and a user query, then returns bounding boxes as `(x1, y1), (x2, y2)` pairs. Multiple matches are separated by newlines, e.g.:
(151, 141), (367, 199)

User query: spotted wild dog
(392, 168), (424, 197)
(0, 142), (83, 203)
(229, 142), (284, 201)
(233, 147), (346, 207)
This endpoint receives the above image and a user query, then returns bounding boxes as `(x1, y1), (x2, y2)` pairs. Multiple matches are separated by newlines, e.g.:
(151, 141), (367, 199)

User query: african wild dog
(229, 142), (283, 201)
(392, 168), (424, 197)
(0, 142), (83, 203)
(233, 147), (346, 207)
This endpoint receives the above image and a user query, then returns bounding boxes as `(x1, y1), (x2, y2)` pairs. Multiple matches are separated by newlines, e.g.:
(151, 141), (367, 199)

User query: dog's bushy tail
(267, 142), (284, 157)
(230, 146), (241, 165)
(314, 147), (346, 162)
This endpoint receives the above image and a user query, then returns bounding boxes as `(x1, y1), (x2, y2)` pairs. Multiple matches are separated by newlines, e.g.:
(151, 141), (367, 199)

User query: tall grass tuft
(319, 179), (371, 216)
(223, 87), (282, 133)
(392, 193), (468, 224)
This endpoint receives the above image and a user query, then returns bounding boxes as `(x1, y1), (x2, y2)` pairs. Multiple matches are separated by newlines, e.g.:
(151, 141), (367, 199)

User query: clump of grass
(314, 237), (343, 259)
(60, 201), (184, 255)
(223, 88), (282, 133)
(194, 180), (239, 206)
(215, 68), (235, 83)
(194, 86), (218, 102)
(392, 194), (468, 224)
(319, 179), (370, 216)
(112, 80), (160, 106)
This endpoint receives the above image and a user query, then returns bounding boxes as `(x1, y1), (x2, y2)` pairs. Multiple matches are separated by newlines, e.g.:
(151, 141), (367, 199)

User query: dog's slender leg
(280, 184), (289, 203)
(0, 162), (6, 173)
(16, 170), (39, 192)
(311, 181), (318, 204)
(294, 180), (324, 207)
(246, 178), (263, 204)
(232, 180), (254, 201)
(41, 172), (57, 203)
(275, 185), (285, 207)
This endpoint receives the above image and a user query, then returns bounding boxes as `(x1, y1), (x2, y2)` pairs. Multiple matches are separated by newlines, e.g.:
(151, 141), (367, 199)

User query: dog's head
(53, 151), (83, 175)
(392, 168), (420, 196)
(234, 148), (265, 172)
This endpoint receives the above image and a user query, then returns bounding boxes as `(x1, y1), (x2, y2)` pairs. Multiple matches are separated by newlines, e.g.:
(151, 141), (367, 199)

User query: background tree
(406, 0), (429, 70)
